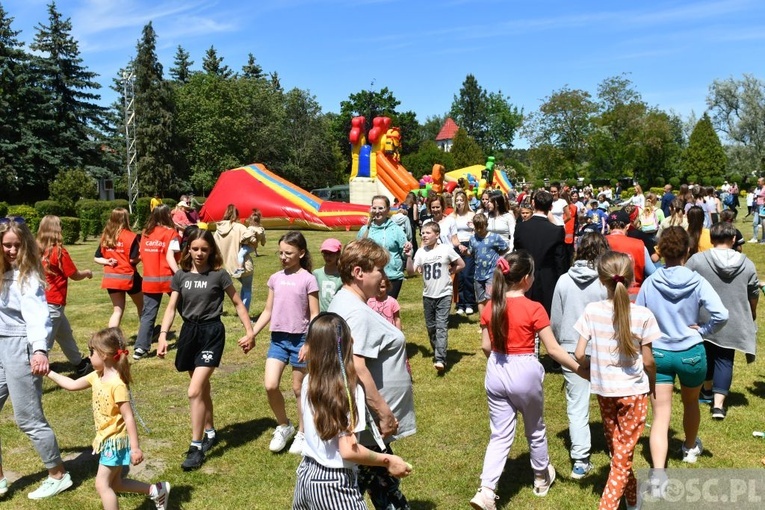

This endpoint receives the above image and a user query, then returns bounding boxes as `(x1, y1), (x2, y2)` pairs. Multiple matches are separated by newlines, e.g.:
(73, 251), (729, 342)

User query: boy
(313, 238), (343, 312)
(468, 214), (509, 317)
(407, 222), (464, 373)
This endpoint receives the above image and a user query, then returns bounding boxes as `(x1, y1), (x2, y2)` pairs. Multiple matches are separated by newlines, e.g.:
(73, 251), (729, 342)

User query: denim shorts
(99, 442), (131, 467)
(474, 279), (492, 303)
(267, 332), (307, 368)
(653, 343), (707, 387)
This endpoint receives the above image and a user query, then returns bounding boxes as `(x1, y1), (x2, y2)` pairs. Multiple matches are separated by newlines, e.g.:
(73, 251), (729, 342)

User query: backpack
(723, 192), (734, 207)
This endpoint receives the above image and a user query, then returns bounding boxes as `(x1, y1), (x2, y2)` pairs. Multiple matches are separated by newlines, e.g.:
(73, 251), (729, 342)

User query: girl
(367, 274), (402, 330)
(0, 217), (72, 500)
(292, 313), (411, 510)
(94, 208), (143, 328)
(470, 252), (586, 509)
(574, 252), (659, 510)
(233, 209), (266, 277)
(243, 231), (319, 454)
(47, 328), (170, 510)
(485, 192), (515, 251)
(37, 215), (93, 375)
(452, 190), (477, 315)
(657, 198), (687, 238)
(687, 205), (711, 256)
(134, 205), (180, 360)
(157, 228), (254, 471)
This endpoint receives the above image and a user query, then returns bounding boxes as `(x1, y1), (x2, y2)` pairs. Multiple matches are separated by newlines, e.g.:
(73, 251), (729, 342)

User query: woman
(404, 192), (420, 255)
(486, 193), (515, 252)
(640, 193), (663, 237)
(327, 239), (415, 510)
(622, 183), (645, 209)
(214, 204), (254, 311)
(357, 195), (410, 299)
(452, 190), (476, 315)
(687, 205), (711, 256)
(706, 186), (721, 225)
(426, 195), (458, 248)
(636, 227), (727, 489)
(133, 205), (180, 360)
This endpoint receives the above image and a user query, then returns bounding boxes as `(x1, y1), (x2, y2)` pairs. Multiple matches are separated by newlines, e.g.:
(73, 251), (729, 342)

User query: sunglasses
(0, 217), (25, 225)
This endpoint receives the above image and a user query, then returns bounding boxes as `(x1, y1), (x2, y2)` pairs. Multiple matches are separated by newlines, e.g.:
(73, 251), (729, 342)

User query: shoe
(201, 433), (218, 453)
(288, 431), (305, 455)
(231, 268), (245, 279)
(150, 481), (171, 510)
(711, 407), (727, 420)
(28, 472), (73, 500)
(75, 358), (93, 377)
(456, 308), (466, 316)
(0, 477), (7, 496)
(269, 422), (296, 452)
(698, 388), (713, 404)
(570, 460), (593, 479)
(181, 446), (205, 471)
(533, 464), (556, 496)
(681, 437), (703, 463)
(133, 348), (148, 360)
(469, 487), (498, 510)
(433, 361), (445, 372)
(465, 306), (474, 315)
(625, 491), (642, 510)
(749, 238), (759, 243)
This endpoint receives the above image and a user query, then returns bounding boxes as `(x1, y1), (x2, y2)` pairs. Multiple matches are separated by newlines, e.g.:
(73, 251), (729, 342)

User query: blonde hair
(88, 327), (133, 386)
(597, 251), (638, 361)
(101, 208), (131, 249)
(0, 218), (45, 292)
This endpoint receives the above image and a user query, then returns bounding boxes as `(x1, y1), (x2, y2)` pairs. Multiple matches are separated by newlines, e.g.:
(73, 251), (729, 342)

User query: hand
(85, 270), (93, 279)
(31, 352), (49, 376)
(386, 455), (412, 478)
(239, 334), (255, 354)
(157, 338), (168, 359)
(130, 448), (144, 465)
(298, 343), (308, 362)
(576, 365), (590, 381)
(378, 412), (399, 438)
(109, 258), (118, 267)
(689, 324), (700, 330)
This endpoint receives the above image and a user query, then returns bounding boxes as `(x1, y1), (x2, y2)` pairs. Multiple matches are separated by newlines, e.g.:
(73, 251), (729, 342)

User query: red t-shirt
(480, 296), (550, 354)
(43, 246), (77, 306)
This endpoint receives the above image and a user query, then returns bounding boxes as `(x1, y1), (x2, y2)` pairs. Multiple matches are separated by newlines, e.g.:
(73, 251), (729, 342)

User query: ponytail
(598, 251), (638, 361)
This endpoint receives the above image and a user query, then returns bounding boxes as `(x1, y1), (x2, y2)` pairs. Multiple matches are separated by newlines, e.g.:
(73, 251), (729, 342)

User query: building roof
(435, 117), (459, 141)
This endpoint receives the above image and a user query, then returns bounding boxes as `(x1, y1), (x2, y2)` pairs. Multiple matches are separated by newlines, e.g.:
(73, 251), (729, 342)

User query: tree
(450, 74), (487, 143)
(681, 112), (727, 184)
(133, 22), (179, 195)
(48, 168), (97, 208)
(241, 53), (264, 80)
(402, 140), (454, 179)
(450, 128), (484, 169)
(201, 46), (232, 78)
(169, 45), (193, 83)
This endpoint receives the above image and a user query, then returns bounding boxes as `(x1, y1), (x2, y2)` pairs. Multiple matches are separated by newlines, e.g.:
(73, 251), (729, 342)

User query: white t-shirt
(301, 376), (366, 469)
(437, 215), (458, 246)
(551, 199), (568, 226)
(413, 244), (460, 299)
(487, 213), (516, 251)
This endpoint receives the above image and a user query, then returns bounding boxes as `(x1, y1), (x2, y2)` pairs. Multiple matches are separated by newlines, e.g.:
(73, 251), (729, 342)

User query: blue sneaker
(698, 388), (713, 404)
(570, 460), (593, 479)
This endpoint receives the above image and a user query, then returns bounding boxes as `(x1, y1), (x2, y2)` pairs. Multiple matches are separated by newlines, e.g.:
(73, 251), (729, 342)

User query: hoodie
(636, 265), (728, 351)
(550, 260), (608, 353)
(686, 248), (759, 355)
(213, 220), (252, 277)
(357, 219), (407, 280)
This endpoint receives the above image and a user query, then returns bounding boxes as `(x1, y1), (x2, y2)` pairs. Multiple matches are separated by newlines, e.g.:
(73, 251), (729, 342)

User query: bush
(669, 177), (681, 188)
(60, 217), (81, 244)
(7, 204), (40, 232)
(49, 168), (98, 208)
(649, 187), (665, 197)
(76, 199), (133, 240)
(35, 200), (75, 218)
(0, 201), (8, 218)
(134, 197), (152, 230)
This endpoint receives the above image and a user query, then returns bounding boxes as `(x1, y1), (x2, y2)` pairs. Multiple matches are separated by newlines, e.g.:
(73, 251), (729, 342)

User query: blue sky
(4, 0), (764, 144)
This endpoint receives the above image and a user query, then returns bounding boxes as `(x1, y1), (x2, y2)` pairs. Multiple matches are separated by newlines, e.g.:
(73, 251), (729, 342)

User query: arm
(225, 285), (255, 354)
(70, 268), (93, 281)
(46, 370), (91, 391)
(353, 354), (397, 437)
(393, 310), (402, 331)
(642, 344), (656, 397)
(297, 292), (320, 361)
(157, 291), (180, 358)
(338, 434), (411, 477)
(574, 336), (590, 369)
(538, 326), (582, 374)
(165, 246), (180, 274)
(750, 295), (759, 321)
(481, 326), (491, 357)
(697, 280), (729, 336)
(250, 288), (274, 337)
(119, 400), (143, 465)
(449, 256), (465, 275)
(643, 248), (657, 276)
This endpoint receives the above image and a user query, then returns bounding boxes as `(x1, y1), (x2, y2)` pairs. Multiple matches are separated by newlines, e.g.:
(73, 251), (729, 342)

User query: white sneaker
(469, 487), (497, 510)
(150, 481), (171, 510)
(456, 308), (466, 316)
(749, 238), (759, 243)
(681, 437), (703, 463)
(288, 431), (305, 455)
(0, 477), (7, 496)
(269, 422), (296, 452)
(28, 472), (73, 500)
(465, 306), (474, 314)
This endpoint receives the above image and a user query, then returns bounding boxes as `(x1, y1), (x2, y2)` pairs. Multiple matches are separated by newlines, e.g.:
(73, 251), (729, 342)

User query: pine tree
(134, 22), (179, 195)
(201, 46), (232, 78)
(169, 45), (193, 83)
(682, 112), (727, 184)
(30, 1), (107, 187)
(241, 53), (264, 80)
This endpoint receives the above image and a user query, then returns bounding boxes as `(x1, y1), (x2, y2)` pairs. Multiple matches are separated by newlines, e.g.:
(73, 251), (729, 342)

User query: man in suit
(514, 189), (568, 315)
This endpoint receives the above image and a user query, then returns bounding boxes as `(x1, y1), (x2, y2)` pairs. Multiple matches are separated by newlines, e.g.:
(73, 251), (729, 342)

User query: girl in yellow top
(47, 328), (170, 510)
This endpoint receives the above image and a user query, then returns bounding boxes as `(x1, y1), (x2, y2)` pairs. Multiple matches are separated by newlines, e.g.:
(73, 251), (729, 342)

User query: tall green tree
(134, 22), (179, 195)
(450, 128), (484, 169)
(450, 74), (487, 143)
(402, 140), (454, 179)
(169, 45), (193, 83)
(202, 46), (232, 78)
(241, 53), (264, 80)
(681, 112), (727, 184)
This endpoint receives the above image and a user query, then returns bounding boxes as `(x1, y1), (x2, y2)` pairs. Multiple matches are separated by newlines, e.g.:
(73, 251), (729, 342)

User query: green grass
(2, 221), (765, 509)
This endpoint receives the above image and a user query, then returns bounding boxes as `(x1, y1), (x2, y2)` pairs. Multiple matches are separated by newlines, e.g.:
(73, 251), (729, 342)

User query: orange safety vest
(606, 232), (646, 294)
(140, 226), (178, 294)
(564, 203), (577, 244)
(101, 230), (137, 291)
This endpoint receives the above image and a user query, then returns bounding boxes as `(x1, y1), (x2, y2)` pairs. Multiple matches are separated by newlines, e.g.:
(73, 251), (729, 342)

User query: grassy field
(2, 222), (765, 509)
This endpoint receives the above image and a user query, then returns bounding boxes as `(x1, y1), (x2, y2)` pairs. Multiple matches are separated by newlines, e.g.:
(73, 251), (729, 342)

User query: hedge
(76, 198), (130, 241)
(7, 204), (40, 232)
(35, 200), (75, 218)
(60, 217), (80, 244)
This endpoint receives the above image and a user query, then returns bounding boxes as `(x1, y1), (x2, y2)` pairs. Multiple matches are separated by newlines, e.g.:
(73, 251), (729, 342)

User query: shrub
(0, 201), (8, 218)
(49, 168), (98, 208)
(35, 200), (75, 218)
(134, 197), (152, 230)
(76, 199), (132, 240)
(7, 204), (40, 232)
(60, 217), (81, 244)
(669, 177), (681, 188)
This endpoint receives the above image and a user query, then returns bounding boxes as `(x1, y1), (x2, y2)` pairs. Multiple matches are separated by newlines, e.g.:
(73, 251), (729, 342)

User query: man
(514, 190), (568, 315)
(660, 184), (674, 219)
(605, 208), (656, 299)
(749, 177), (765, 243)
(550, 182), (571, 227)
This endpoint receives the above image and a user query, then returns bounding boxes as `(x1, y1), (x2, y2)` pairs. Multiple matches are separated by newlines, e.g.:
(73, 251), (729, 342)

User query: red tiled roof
(436, 117), (459, 141)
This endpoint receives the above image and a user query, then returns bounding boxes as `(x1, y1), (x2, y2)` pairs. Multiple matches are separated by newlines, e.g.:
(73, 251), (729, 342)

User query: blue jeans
(239, 273), (253, 312)
(423, 295), (451, 364)
(135, 292), (164, 352)
(562, 352), (591, 461)
(456, 243), (475, 310)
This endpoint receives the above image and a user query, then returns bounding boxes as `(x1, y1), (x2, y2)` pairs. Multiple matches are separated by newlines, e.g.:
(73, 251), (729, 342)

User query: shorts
(653, 343), (707, 387)
(474, 279), (492, 303)
(175, 319), (225, 372)
(267, 332), (307, 368)
(107, 273), (143, 296)
(99, 442), (131, 467)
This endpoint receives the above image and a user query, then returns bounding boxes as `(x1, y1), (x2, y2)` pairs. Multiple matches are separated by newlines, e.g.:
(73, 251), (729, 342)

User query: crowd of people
(0, 177), (759, 509)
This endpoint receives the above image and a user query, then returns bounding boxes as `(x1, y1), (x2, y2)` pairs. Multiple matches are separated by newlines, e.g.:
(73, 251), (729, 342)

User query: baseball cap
(607, 209), (631, 226)
(320, 238), (342, 253)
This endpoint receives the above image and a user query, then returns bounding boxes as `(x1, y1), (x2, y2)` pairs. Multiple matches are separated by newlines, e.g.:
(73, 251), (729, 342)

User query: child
(47, 328), (170, 510)
(367, 274), (402, 330)
(470, 252), (585, 510)
(292, 313), (411, 509)
(244, 231), (319, 454)
(232, 209), (266, 278)
(157, 227), (254, 470)
(37, 215), (94, 375)
(468, 213), (508, 317)
(574, 252), (659, 510)
(408, 221), (464, 373)
(313, 238), (343, 312)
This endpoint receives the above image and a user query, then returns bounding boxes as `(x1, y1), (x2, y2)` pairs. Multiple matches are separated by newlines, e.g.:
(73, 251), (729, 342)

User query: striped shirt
(574, 300), (660, 397)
